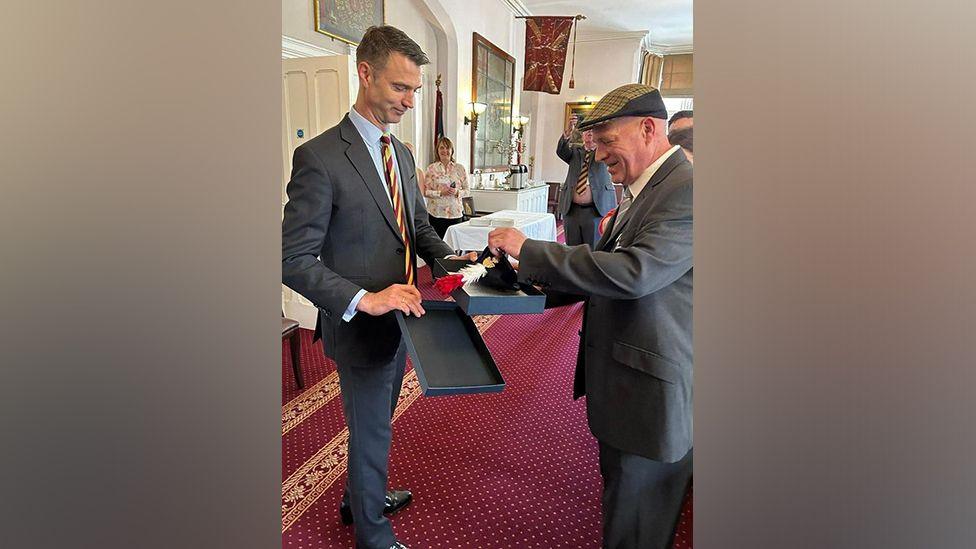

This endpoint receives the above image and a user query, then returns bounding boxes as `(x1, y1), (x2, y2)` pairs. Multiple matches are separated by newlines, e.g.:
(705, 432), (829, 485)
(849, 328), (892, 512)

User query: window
(664, 97), (694, 122)
(661, 54), (693, 97)
(471, 33), (515, 171)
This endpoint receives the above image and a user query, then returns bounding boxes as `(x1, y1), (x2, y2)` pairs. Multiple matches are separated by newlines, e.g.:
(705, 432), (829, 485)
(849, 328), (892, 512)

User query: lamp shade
(472, 102), (487, 115)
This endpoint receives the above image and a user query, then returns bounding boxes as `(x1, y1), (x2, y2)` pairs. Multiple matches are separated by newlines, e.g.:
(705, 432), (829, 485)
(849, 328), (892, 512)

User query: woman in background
(423, 137), (469, 238)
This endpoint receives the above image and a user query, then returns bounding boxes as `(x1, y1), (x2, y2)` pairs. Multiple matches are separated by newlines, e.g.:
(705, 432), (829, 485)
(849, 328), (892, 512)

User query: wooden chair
(462, 196), (482, 219)
(282, 315), (303, 389)
(546, 182), (561, 220)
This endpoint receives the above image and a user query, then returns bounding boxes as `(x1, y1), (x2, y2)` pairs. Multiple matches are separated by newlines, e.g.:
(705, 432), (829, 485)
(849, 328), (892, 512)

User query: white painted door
(281, 55), (351, 328)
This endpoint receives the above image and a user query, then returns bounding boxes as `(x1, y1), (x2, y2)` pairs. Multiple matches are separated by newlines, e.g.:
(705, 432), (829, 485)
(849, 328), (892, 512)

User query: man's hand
(487, 228), (528, 259)
(563, 114), (579, 139)
(448, 252), (479, 262)
(356, 284), (425, 317)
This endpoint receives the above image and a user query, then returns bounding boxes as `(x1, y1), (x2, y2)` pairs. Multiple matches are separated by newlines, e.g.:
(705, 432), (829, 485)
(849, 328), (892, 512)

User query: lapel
(603, 149), (688, 246)
(339, 115), (404, 244)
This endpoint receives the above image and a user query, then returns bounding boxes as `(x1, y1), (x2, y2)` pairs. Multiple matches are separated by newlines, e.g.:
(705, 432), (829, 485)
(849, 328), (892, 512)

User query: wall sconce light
(513, 115), (530, 137)
(464, 101), (488, 130)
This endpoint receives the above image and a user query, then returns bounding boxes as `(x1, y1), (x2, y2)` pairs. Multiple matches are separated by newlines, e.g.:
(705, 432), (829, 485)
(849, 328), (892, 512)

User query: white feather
(458, 263), (488, 286)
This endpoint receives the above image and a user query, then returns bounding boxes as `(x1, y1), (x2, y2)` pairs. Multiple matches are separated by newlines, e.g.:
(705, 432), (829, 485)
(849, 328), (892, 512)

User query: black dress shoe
(354, 540), (408, 549)
(339, 489), (413, 525)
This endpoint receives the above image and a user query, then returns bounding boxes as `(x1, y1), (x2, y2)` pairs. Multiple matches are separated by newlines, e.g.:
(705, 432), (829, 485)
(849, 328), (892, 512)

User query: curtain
(640, 51), (664, 88)
(661, 54), (693, 97)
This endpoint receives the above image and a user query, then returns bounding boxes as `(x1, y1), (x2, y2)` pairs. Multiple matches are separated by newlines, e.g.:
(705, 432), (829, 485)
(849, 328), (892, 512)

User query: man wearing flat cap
(488, 83), (692, 549)
(556, 114), (617, 248)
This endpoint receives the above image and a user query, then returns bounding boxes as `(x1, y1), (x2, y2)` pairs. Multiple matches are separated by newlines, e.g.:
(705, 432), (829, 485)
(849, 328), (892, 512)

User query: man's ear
(357, 61), (371, 86)
(641, 117), (657, 142)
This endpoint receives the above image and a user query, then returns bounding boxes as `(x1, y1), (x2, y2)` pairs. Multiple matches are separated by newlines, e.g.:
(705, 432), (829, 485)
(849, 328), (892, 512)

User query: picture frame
(462, 196), (476, 217)
(564, 101), (597, 145)
(313, 0), (385, 47)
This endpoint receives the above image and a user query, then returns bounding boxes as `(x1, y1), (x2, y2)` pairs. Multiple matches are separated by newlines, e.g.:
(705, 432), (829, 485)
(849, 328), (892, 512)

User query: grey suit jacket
(519, 149), (693, 462)
(556, 136), (617, 217)
(282, 114), (453, 368)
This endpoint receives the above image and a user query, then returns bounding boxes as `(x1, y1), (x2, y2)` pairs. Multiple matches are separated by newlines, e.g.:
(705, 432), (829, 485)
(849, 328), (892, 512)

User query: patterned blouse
(423, 161), (470, 219)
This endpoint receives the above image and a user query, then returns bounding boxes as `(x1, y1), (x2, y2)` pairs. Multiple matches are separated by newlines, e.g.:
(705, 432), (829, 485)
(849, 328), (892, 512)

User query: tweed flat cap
(577, 84), (668, 130)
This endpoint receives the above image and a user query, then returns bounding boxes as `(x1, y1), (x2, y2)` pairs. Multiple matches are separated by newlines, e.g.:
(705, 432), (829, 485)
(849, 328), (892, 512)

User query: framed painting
(564, 101), (596, 145)
(462, 197), (476, 217)
(313, 0), (385, 46)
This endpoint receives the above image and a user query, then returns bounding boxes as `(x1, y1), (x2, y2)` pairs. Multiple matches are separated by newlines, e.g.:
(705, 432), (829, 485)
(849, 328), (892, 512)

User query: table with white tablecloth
(442, 210), (557, 252)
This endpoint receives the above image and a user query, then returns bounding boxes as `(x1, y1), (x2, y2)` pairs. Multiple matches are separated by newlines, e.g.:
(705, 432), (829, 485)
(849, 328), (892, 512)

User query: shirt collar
(627, 145), (681, 199)
(348, 105), (387, 147)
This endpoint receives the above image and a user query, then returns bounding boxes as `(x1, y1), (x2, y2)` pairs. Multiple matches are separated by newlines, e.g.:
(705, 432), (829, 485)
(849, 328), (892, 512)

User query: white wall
(523, 33), (645, 183)
(284, 0), (646, 186)
(385, 0), (439, 158)
(423, 0), (523, 174)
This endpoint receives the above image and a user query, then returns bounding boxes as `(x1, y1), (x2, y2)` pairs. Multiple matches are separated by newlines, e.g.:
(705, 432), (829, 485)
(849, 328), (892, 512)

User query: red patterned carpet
(282, 225), (692, 548)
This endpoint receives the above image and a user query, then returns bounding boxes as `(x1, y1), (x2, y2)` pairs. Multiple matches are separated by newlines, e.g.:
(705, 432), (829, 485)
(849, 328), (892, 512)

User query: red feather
(434, 273), (465, 295)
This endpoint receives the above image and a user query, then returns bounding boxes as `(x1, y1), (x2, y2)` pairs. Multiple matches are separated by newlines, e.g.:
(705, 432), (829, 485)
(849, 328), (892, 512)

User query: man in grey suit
(282, 26), (473, 549)
(488, 84), (692, 549)
(557, 115), (617, 248)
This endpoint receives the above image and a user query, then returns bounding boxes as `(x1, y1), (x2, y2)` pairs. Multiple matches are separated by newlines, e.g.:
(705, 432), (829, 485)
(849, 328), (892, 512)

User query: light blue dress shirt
(348, 106), (401, 207)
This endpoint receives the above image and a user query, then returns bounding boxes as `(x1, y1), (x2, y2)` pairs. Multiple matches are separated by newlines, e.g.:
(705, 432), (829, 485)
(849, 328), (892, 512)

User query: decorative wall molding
(645, 44), (694, 55)
(642, 34), (694, 55)
(281, 35), (346, 59)
(498, 0), (532, 16)
(576, 30), (649, 44)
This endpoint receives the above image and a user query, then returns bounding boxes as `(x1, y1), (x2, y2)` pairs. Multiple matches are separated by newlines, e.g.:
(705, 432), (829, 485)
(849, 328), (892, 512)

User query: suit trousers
(337, 339), (408, 549)
(599, 443), (692, 549)
(564, 203), (601, 249)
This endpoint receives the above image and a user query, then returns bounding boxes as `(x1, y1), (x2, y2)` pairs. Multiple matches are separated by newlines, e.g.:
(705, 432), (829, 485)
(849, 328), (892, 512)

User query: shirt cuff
(343, 289), (368, 322)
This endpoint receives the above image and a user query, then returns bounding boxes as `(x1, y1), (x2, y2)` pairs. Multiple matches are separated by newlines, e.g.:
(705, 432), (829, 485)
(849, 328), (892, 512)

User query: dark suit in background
(282, 113), (453, 548)
(556, 136), (617, 248)
(520, 148), (693, 549)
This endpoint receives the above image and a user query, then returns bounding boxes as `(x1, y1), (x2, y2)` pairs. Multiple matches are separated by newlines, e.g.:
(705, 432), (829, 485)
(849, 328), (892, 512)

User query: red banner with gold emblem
(523, 16), (576, 94)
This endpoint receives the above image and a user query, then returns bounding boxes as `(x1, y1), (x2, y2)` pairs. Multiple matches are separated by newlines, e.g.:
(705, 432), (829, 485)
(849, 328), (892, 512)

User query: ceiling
(519, 0), (693, 47)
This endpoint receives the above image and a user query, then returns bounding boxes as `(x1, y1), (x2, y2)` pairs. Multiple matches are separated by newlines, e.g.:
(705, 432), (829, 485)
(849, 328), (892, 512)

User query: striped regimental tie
(575, 152), (591, 195)
(608, 185), (635, 240)
(379, 133), (414, 285)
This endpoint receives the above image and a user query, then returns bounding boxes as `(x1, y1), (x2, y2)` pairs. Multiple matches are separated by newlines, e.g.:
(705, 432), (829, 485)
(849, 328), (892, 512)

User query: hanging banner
(432, 74), (444, 163)
(523, 16), (576, 94)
